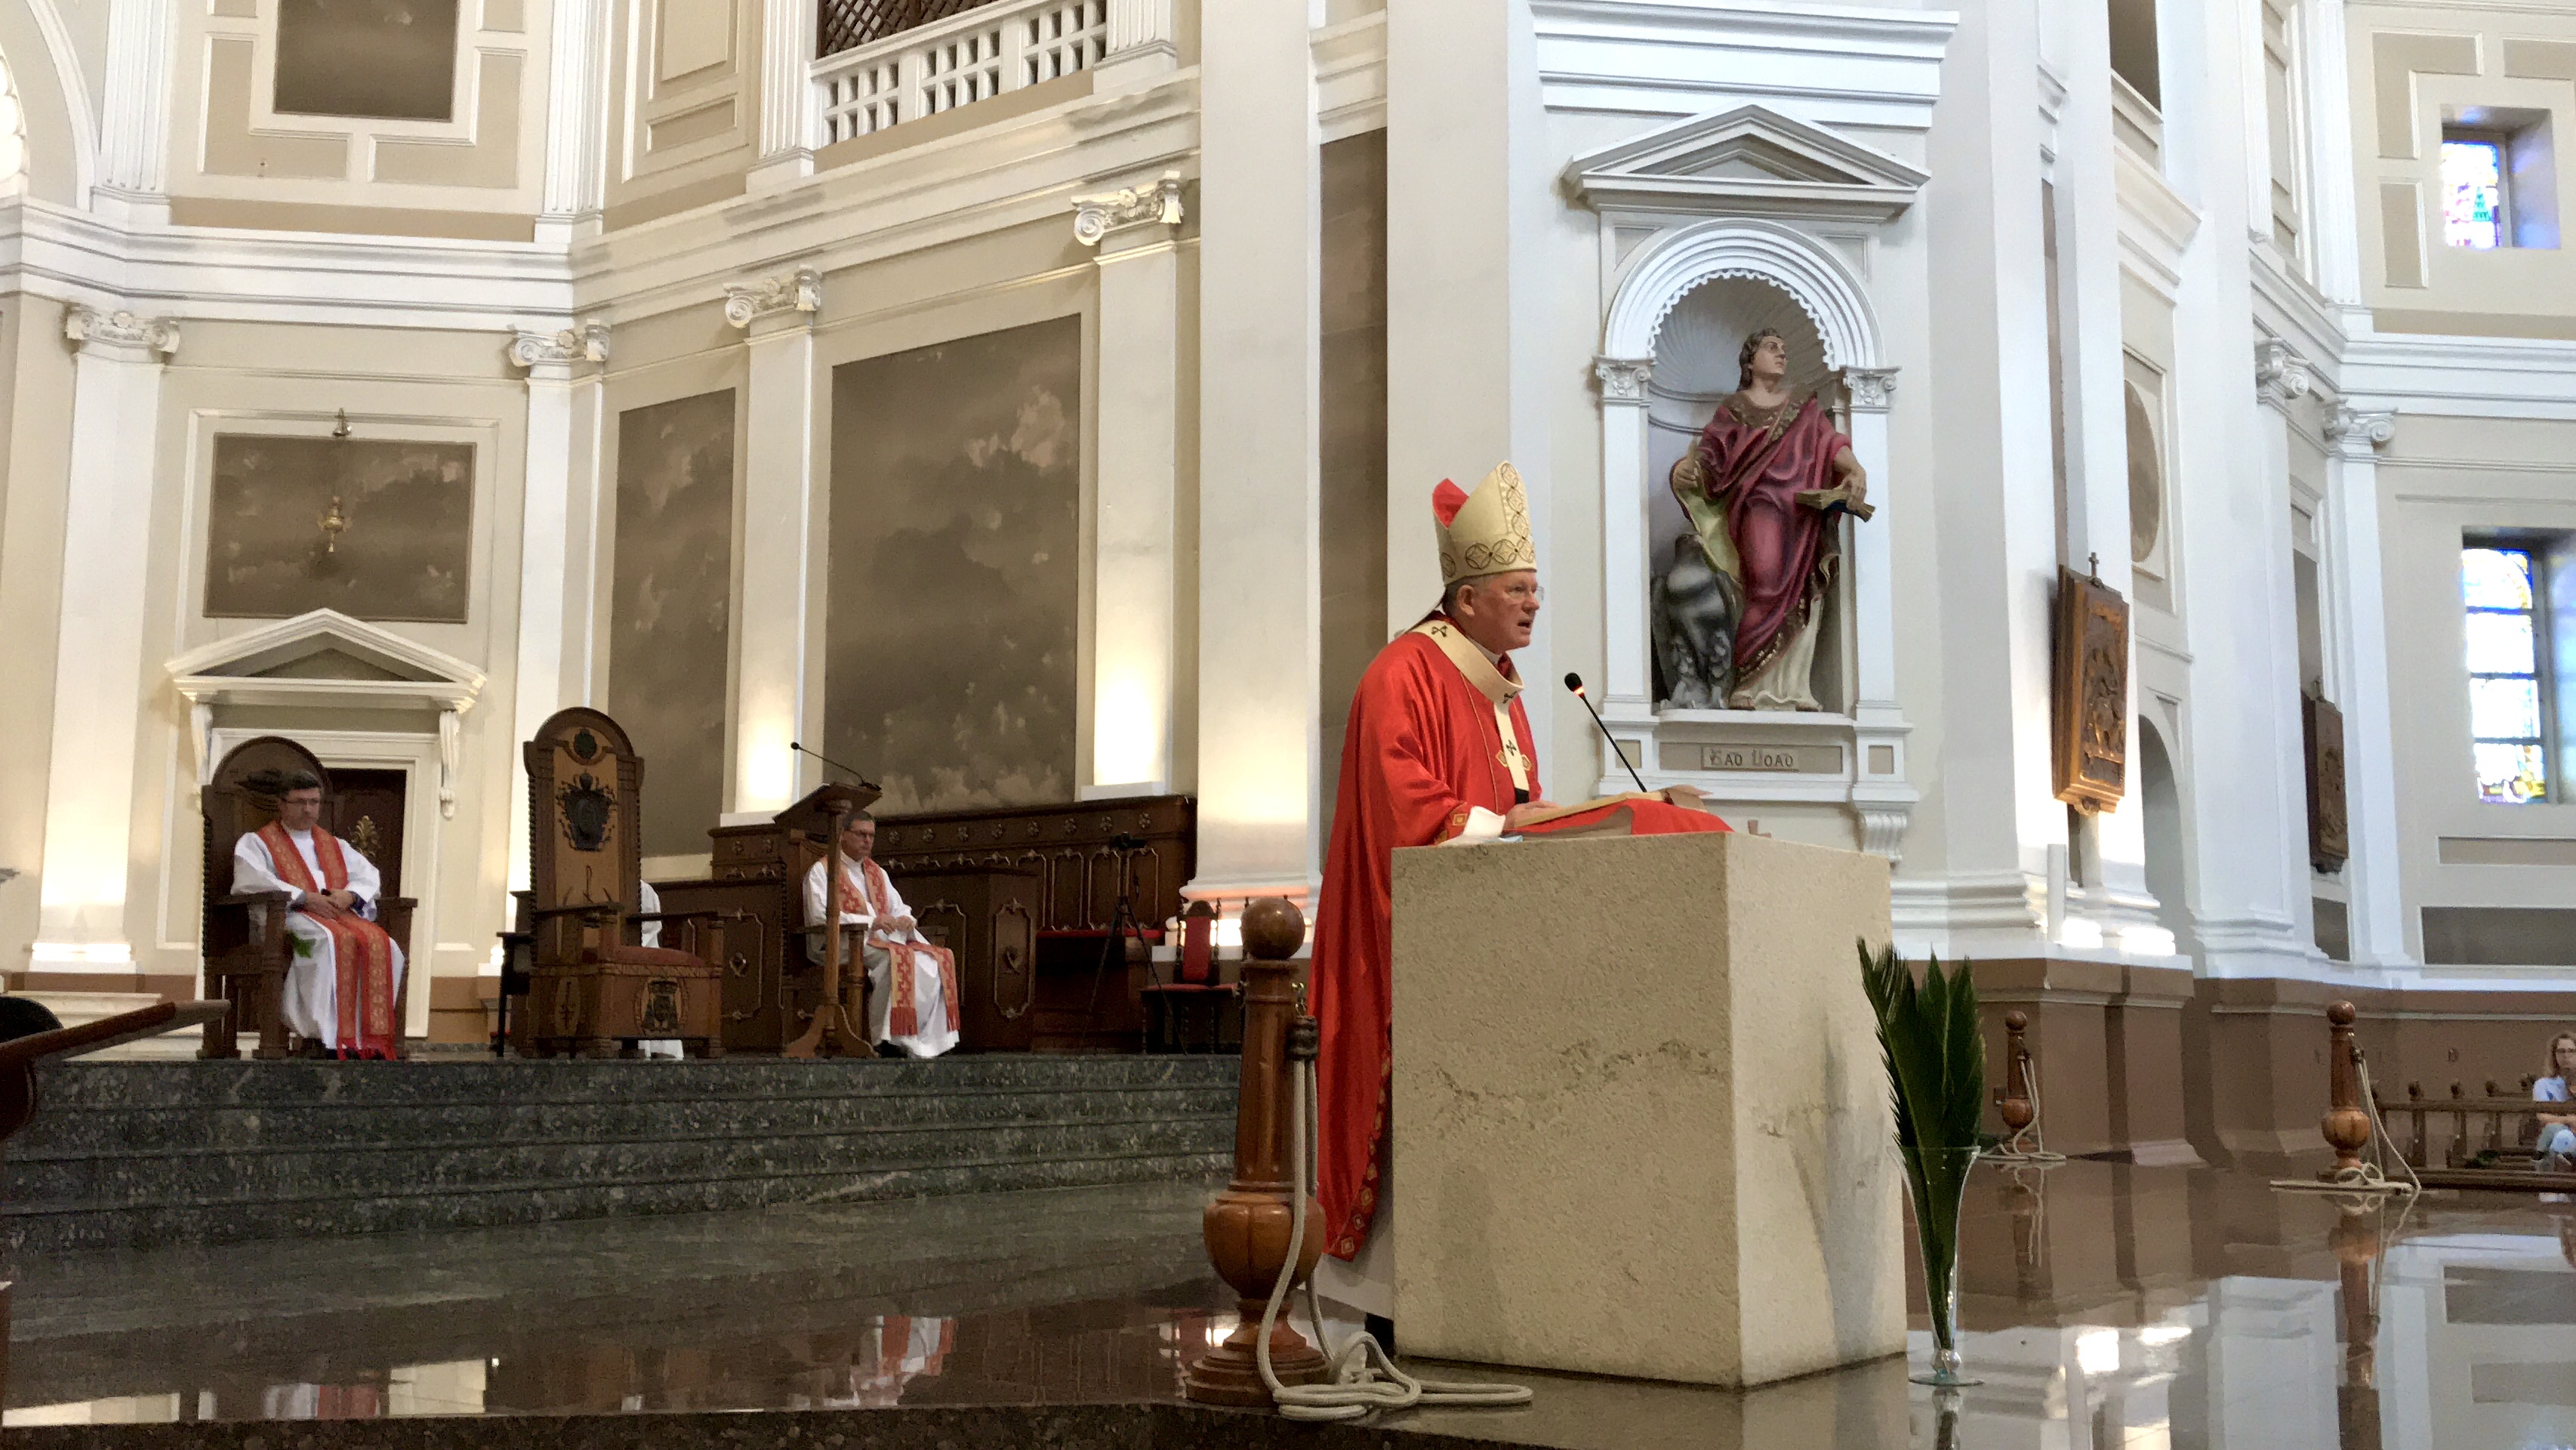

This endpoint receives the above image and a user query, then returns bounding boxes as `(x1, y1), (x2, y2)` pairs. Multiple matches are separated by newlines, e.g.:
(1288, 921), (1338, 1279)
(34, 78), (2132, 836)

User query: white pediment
(166, 612), (484, 801)
(167, 609), (484, 702)
(1566, 106), (1930, 222)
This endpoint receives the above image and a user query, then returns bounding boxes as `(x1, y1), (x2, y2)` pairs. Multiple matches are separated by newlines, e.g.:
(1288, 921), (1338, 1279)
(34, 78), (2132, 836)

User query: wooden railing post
(2321, 1002), (2371, 1177)
(1183, 897), (1326, 1405)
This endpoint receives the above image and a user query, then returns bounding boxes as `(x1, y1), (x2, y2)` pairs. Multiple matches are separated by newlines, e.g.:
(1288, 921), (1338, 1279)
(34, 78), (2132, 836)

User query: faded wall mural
(204, 435), (475, 623)
(274, 0), (461, 121)
(609, 390), (737, 859)
(825, 318), (1081, 815)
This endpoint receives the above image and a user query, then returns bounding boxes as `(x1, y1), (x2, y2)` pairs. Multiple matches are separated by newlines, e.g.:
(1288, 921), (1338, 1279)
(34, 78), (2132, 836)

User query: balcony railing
(814, 0), (1108, 145)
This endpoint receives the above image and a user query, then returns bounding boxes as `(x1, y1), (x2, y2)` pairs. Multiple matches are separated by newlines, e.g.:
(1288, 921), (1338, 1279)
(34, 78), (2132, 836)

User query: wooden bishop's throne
(200, 736), (418, 1060)
(516, 709), (726, 1058)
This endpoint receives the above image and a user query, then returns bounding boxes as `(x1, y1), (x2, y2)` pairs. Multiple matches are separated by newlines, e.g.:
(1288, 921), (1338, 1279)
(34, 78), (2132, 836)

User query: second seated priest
(803, 813), (961, 1058)
(1308, 462), (1555, 1333)
(230, 770), (404, 1059)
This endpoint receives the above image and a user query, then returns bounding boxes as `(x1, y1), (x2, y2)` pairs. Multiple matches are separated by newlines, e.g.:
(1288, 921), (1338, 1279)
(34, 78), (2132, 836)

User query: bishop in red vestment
(1311, 465), (1733, 1331)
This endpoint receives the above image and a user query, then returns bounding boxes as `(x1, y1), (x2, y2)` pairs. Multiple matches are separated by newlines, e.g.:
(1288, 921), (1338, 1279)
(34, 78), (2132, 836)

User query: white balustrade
(815, 0), (1108, 144)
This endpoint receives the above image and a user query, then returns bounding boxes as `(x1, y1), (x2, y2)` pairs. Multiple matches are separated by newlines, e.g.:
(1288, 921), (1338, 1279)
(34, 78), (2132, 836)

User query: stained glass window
(2443, 138), (2507, 249)
(2464, 545), (2550, 804)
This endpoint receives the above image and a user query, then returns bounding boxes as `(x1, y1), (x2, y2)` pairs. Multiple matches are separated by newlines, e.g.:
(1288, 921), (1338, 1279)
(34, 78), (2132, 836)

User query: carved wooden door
(330, 768), (407, 900)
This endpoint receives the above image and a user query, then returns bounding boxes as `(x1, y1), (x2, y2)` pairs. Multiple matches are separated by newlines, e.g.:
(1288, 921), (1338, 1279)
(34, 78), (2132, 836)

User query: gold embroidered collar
(1411, 618), (1523, 706)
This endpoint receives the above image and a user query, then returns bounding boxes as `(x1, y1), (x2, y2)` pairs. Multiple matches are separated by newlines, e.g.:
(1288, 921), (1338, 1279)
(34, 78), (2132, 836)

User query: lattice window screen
(818, 0), (1002, 60)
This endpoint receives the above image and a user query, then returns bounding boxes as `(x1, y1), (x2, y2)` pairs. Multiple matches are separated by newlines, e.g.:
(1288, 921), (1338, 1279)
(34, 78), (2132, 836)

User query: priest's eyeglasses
(1494, 582), (1544, 605)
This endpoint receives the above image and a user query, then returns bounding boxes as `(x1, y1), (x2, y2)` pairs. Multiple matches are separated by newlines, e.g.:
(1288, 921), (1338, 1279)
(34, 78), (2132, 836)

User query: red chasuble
(255, 820), (401, 1060)
(1311, 617), (1540, 1260)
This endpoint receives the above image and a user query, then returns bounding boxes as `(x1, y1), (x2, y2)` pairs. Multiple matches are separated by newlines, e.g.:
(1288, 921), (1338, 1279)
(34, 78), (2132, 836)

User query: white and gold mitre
(1432, 462), (1538, 587)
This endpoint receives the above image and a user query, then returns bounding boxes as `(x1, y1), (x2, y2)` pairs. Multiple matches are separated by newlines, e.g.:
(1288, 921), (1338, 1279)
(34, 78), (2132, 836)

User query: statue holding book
(1666, 328), (1872, 711)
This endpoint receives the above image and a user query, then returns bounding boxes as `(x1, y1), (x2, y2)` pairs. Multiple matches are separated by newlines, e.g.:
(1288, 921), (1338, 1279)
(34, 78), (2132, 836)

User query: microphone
(1564, 674), (1650, 794)
(788, 741), (873, 787)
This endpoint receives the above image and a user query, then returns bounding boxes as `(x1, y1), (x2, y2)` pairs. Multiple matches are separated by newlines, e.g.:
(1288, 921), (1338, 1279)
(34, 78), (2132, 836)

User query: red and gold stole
(256, 821), (400, 1059)
(836, 859), (961, 1037)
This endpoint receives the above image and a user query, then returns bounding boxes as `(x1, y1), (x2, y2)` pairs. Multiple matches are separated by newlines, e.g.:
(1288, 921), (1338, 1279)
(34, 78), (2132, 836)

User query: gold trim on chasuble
(1410, 619), (1530, 794)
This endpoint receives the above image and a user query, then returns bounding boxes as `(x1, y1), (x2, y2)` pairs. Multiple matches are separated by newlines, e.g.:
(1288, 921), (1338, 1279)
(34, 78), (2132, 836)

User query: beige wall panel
(2375, 421), (2576, 962)
(202, 39), (353, 180)
(137, 323), (533, 992)
(483, 0), (528, 33)
(2504, 38), (2576, 82)
(373, 52), (523, 188)
(2380, 181), (2427, 288)
(0, 299), (75, 970)
(656, 0), (738, 85)
(647, 98), (738, 153)
(2371, 32), (2480, 159)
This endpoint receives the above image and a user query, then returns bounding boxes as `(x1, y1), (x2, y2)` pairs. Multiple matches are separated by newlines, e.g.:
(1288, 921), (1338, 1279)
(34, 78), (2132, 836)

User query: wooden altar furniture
(883, 865), (1040, 1051)
(519, 709), (726, 1059)
(200, 736), (418, 1060)
(684, 794), (1195, 1054)
(1143, 900), (1242, 1054)
(774, 782), (884, 1058)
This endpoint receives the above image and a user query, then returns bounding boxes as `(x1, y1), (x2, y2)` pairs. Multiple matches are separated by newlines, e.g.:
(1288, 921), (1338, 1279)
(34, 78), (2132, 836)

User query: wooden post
(784, 799), (863, 1059)
(2405, 1083), (2424, 1168)
(1996, 1010), (2036, 1145)
(2331, 1207), (2380, 1447)
(2448, 1082), (2468, 1168)
(2320, 1002), (2371, 1178)
(1184, 897), (1327, 1405)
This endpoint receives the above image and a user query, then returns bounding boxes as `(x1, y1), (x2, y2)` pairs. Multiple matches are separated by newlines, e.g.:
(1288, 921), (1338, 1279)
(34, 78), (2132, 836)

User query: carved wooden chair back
(522, 708), (645, 963)
(203, 736), (332, 903)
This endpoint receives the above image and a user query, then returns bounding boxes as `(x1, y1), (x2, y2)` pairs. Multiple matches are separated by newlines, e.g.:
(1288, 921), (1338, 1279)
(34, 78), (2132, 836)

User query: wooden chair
(519, 708), (726, 1058)
(200, 736), (418, 1060)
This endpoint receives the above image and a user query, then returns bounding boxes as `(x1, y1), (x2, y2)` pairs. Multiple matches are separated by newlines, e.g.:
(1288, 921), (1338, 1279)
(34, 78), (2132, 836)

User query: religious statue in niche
(1661, 329), (1873, 711)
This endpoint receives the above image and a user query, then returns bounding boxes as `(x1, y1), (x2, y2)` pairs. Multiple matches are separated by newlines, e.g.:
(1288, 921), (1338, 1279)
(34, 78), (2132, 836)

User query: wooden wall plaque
(2051, 566), (2130, 814)
(2303, 693), (2350, 873)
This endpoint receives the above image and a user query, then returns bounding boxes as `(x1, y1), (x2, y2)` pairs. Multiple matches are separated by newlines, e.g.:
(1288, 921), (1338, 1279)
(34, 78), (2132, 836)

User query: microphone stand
(1564, 674), (1650, 794)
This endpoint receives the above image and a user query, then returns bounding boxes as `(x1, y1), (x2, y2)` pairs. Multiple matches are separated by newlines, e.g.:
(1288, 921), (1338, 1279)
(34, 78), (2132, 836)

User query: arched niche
(0, 7), (97, 206)
(1644, 276), (1847, 711)
(1588, 211), (1913, 857)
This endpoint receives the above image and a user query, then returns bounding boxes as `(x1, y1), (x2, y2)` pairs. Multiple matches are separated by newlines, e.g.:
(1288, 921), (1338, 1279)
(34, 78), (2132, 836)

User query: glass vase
(1902, 1144), (1983, 1387)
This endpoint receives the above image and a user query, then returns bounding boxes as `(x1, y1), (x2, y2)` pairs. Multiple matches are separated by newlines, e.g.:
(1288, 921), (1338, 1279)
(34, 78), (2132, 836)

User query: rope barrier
(2272, 1053), (2419, 1199)
(1252, 1041), (1534, 1424)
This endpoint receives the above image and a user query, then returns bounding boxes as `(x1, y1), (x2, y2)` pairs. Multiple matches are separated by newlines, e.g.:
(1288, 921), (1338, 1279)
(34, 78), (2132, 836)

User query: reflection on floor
(8, 1162), (2574, 1448)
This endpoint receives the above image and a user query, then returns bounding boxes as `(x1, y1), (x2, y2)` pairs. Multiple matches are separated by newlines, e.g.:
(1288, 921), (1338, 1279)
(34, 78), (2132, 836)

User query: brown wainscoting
(426, 973), (502, 1045)
(5, 972), (197, 1001)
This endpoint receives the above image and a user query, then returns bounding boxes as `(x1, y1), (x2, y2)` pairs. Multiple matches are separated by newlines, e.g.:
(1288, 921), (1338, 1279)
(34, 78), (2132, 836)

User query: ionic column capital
(1592, 356), (1653, 406)
(1074, 171), (1185, 252)
(1841, 366), (1899, 413)
(2254, 338), (2315, 412)
(63, 306), (179, 359)
(507, 319), (611, 377)
(2324, 404), (2396, 458)
(725, 267), (824, 332)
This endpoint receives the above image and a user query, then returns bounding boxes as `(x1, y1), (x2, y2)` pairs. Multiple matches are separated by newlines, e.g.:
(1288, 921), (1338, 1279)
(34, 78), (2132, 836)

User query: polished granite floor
(8, 1161), (2573, 1448)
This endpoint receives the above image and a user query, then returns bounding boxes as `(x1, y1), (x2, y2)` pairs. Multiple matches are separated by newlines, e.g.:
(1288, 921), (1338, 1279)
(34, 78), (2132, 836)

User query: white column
(2323, 404), (2408, 967)
(726, 267), (824, 817)
(1077, 172), (1185, 797)
(31, 307), (178, 971)
(1841, 368), (1918, 860)
(94, 0), (174, 220)
(751, 0), (820, 188)
(1592, 357), (1653, 717)
(1191, 0), (1322, 908)
(1096, 0), (1179, 89)
(1385, 0), (1556, 788)
(2057, 0), (2165, 955)
(504, 323), (609, 891)
(537, 0), (612, 245)
(1912, 0), (2062, 957)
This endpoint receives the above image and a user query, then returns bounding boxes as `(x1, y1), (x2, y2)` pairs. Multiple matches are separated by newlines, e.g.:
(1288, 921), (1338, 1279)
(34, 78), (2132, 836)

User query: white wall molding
(2340, 332), (2576, 421)
(1532, 0), (1955, 130)
(94, 0), (174, 209)
(1313, 12), (1386, 141)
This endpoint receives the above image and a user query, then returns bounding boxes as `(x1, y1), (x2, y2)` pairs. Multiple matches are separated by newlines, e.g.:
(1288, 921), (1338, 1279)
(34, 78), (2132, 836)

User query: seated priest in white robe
(230, 770), (405, 1058)
(803, 813), (960, 1058)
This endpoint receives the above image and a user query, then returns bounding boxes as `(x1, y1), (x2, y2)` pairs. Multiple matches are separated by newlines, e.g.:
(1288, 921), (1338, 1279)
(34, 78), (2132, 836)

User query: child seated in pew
(2537, 1031), (2576, 1171)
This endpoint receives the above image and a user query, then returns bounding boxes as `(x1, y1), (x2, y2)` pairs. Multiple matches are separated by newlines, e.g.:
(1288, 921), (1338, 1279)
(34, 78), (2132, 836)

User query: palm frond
(1856, 939), (1986, 1152)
